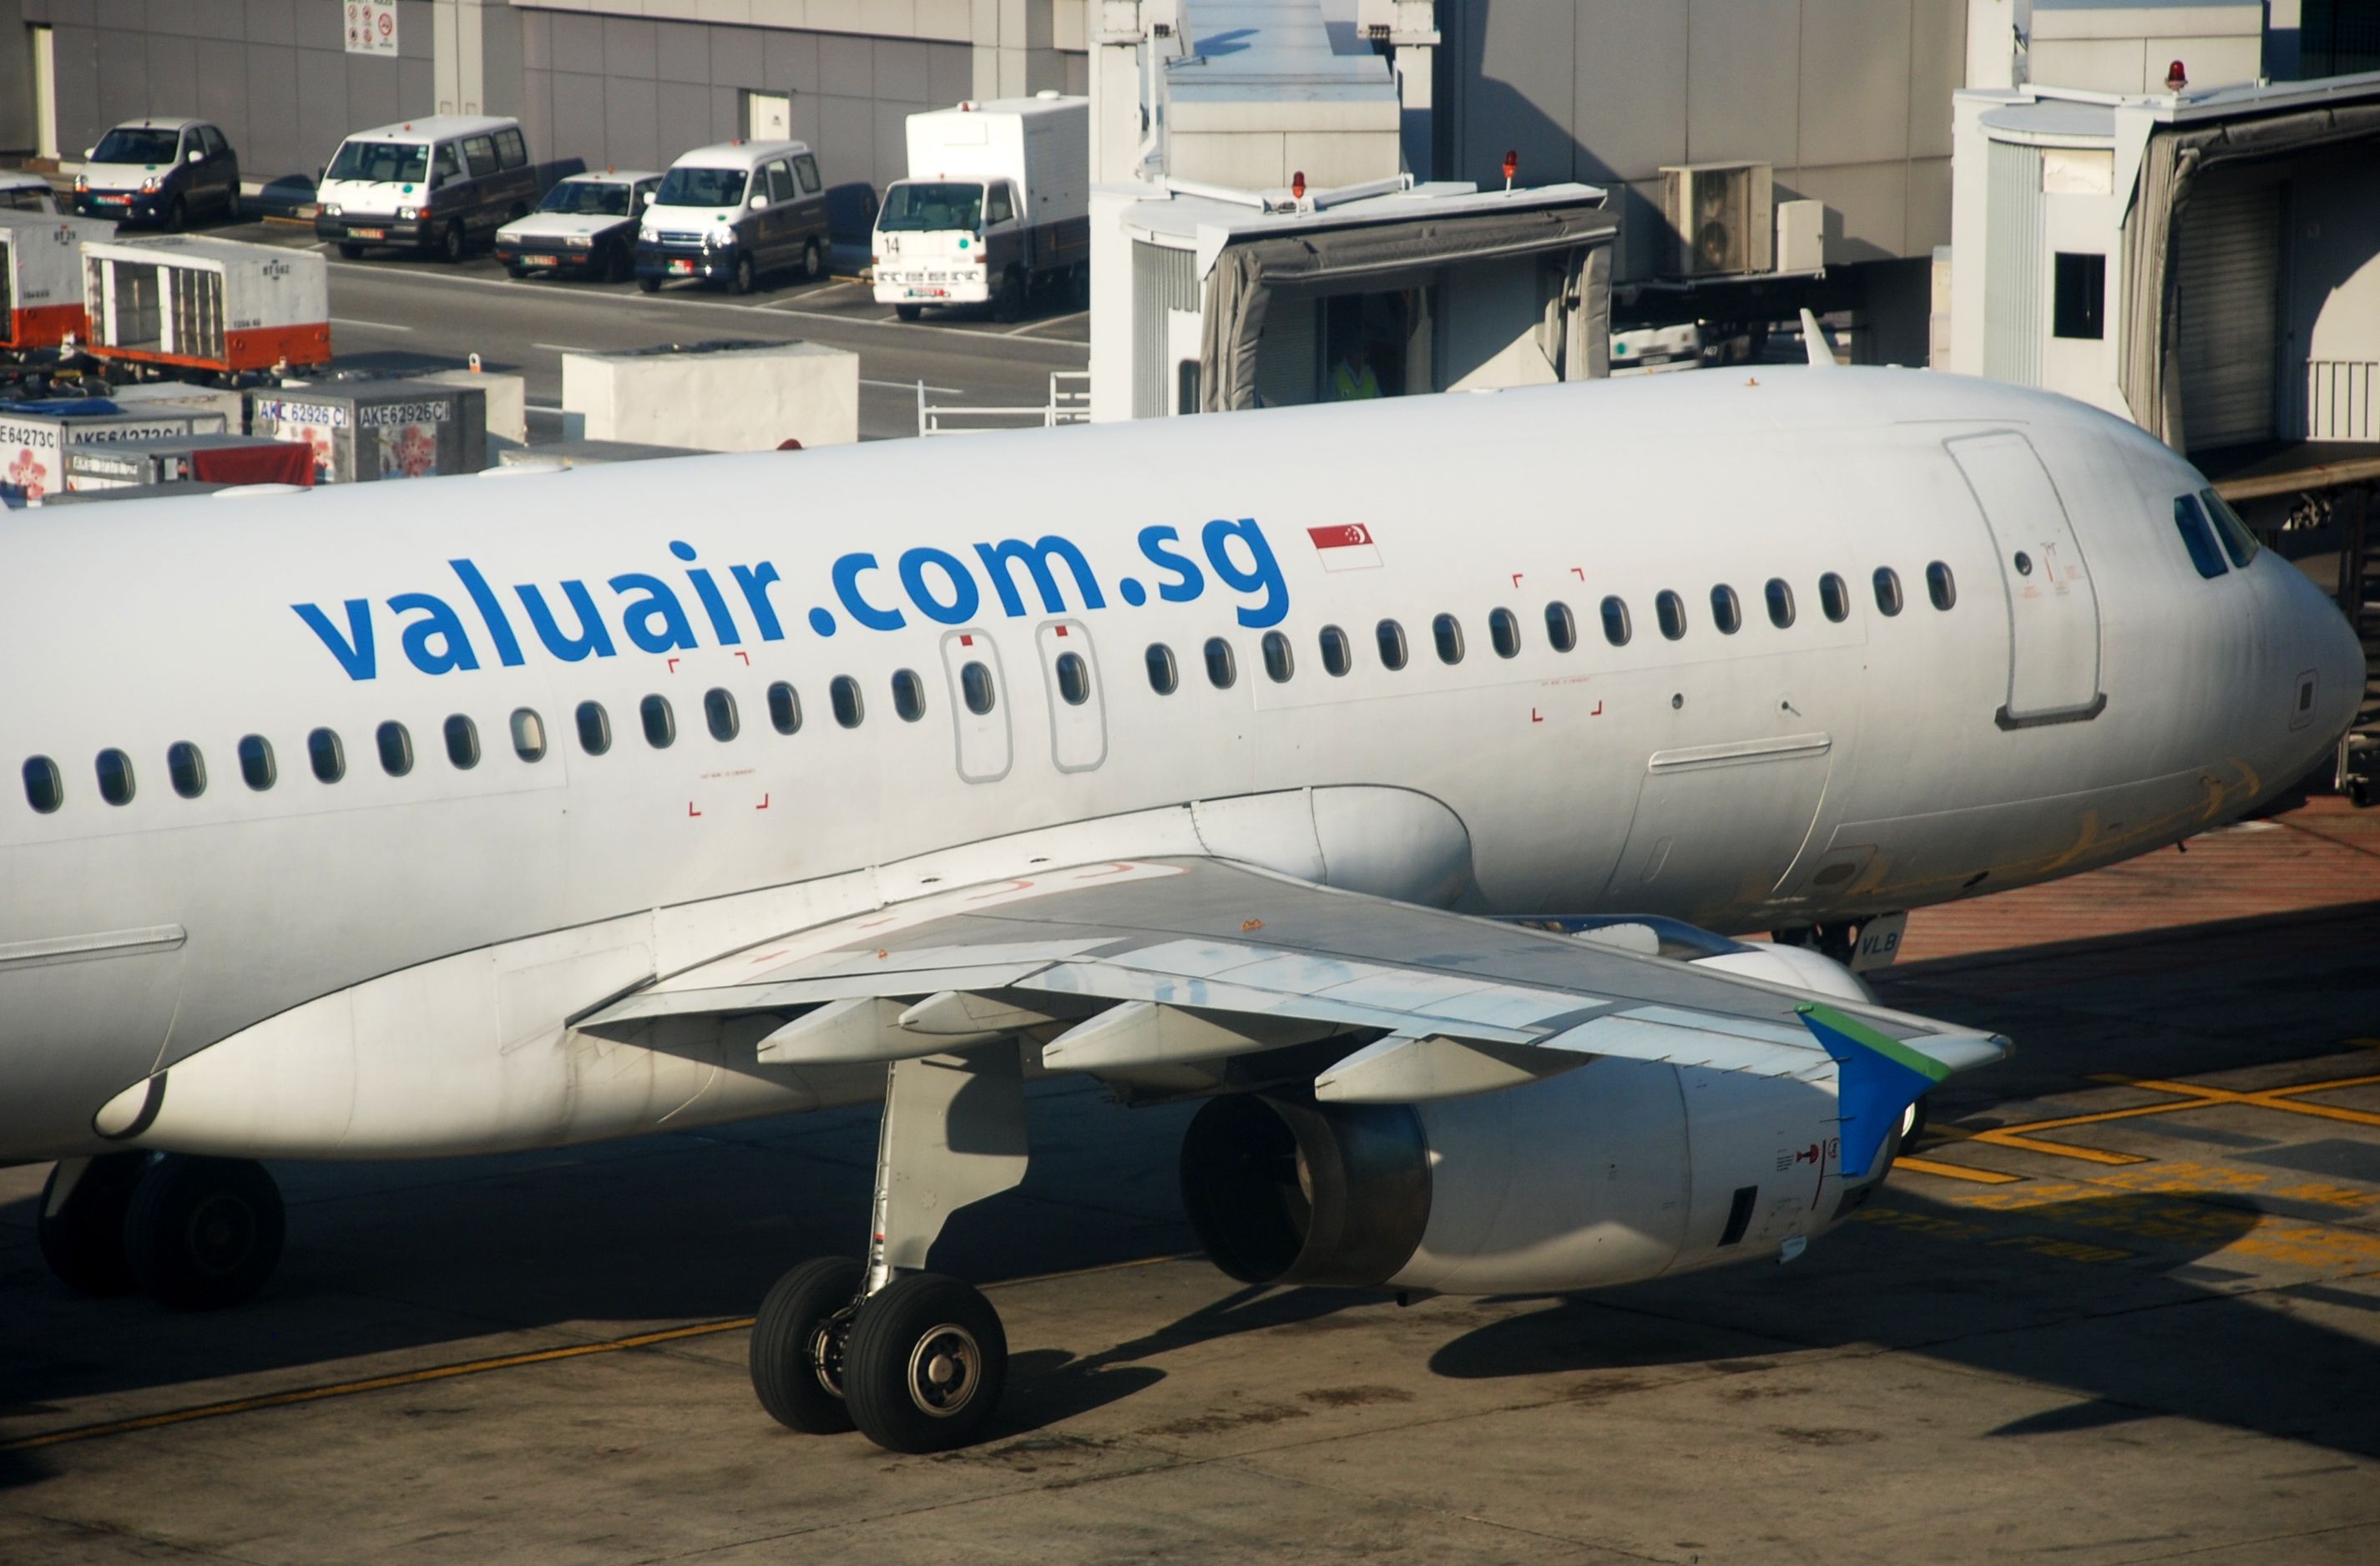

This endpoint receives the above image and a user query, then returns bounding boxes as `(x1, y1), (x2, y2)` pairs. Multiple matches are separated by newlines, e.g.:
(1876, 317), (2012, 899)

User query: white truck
(872, 93), (1088, 323)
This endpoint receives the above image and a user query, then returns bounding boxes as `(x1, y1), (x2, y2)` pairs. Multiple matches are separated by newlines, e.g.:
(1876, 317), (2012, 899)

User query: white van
(634, 140), (831, 295)
(315, 115), (537, 262)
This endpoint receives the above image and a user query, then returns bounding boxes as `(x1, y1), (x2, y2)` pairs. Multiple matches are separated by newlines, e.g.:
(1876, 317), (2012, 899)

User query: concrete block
(562, 340), (859, 450)
(418, 369), (530, 455)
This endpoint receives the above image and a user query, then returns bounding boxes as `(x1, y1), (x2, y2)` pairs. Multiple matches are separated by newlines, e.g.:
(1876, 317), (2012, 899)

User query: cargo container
(248, 379), (488, 483)
(82, 235), (331, 378)
(1, 212), (115, 353)
(64, 432), (311, 491)
(0, 397), (230, 506)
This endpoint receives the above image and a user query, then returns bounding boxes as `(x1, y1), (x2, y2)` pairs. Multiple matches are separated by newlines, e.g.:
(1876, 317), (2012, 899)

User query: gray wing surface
(580, 857), (2007, 1101)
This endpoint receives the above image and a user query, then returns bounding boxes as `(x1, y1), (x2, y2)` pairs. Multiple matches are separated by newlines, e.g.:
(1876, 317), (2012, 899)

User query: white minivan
(315, 115), (537, 262)
(634, 140), (831, 295)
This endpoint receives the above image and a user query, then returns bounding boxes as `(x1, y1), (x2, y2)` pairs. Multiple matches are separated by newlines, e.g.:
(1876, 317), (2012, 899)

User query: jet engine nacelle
(1180, 1052), (1882, 1296)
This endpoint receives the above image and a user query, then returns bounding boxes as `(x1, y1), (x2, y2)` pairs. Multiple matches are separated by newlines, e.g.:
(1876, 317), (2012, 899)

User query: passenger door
(492, 126), (534, 215)
(458, 134), (500, 234)
(790, 151), (830, 251)
(758, 159), (796, 269)
(1035, 619), (1106, 773)
(939, 629), (1013, 783)
(1946, 432), (2105, 725)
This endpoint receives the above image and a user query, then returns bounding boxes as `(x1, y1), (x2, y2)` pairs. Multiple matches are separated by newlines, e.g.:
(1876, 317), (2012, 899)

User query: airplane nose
(2306, 576), (2367, 748)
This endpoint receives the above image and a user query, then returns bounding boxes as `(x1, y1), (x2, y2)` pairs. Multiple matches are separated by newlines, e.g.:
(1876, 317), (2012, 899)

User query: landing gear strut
(750, 1039), (1028, 1452)
(38, 1152), (285, 1310)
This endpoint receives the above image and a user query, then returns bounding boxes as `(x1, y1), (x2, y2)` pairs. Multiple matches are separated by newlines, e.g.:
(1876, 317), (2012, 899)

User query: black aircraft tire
(843, 1273), (1007, 1453)
(37, 1152), (150, 1296)
(750, 1256), (864, 1434)
(124, 1155), (285, 1311)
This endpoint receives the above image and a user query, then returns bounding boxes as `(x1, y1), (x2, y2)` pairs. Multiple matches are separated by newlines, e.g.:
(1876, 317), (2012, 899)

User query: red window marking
(1531, 708), (1544, 724)
(1511, 573), (1524, 588)
(755, 793), (771, 810)
(747, 948), (789, 966)
(686, 801), (701, 817)
(666, 657), (680, 674)
(735, 650), (750, 664)
(961, 634), (974, 647)
(1590, 700), (1604, 716)
(1570, 566), (1585, 579)
(1054, 624), (1069, 637)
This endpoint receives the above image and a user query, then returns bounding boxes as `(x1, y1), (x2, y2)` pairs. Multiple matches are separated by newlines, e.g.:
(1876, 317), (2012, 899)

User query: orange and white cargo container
(0, 212), (114, 352)
(81, 235), (331, 377)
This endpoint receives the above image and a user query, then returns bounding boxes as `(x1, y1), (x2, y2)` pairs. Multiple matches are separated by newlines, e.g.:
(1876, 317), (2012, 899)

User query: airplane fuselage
(0, 368), (2359, 1161)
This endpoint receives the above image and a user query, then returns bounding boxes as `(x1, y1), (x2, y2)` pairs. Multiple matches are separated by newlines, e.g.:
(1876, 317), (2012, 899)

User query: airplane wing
(580, 856), (2006, 1167)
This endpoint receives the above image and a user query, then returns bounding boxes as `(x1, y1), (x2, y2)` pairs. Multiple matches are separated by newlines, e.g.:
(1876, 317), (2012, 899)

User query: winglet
(1797, 1003), (1950, 1179)
(1799, 308), (1838, 369)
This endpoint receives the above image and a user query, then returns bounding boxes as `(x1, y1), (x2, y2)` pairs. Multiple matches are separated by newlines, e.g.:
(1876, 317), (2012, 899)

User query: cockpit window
(2201, 487), (2260, 568)
(2171, 494), (2228, 579)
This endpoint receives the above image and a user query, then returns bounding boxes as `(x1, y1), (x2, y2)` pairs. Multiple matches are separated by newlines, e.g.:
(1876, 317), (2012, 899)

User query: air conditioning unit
(1660, 162), (1774, 277)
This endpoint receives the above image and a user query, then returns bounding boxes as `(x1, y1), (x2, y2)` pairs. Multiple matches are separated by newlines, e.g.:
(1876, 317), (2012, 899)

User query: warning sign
(346, 2), (398, 58)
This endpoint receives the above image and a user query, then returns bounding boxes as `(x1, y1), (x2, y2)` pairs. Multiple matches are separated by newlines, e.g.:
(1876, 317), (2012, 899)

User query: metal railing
(917, 371), (1091, 437)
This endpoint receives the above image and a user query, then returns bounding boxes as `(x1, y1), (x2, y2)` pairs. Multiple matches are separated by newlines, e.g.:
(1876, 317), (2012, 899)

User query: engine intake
(1178, 1094), (1430, 1288)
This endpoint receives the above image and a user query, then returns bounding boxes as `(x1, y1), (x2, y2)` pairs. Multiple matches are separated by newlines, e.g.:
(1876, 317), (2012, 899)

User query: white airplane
(2, 364), (2361, 1453)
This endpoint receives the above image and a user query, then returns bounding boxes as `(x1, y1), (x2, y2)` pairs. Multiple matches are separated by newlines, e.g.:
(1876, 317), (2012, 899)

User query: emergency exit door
(1947, 432), (2104, 726)
(939, 629), (1012, 783)
(1035, 620), (1106, 772)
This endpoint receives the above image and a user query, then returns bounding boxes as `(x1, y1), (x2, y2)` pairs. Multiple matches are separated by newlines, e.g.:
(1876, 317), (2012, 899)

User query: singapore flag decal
(1306, 523), (1382, 571)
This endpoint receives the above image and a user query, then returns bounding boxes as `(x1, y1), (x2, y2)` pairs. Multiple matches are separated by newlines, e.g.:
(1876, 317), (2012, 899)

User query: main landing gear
(38, 1151), (285, 1311)
(749, 1040), (1028, 1452)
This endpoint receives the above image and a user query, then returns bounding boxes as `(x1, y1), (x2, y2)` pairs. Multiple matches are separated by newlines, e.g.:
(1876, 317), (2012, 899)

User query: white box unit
(1776, 198), (1824, 273)
(82, 235), (331, 376)
(1660, 162), (1774, 277)
(0, 212), (114, 351)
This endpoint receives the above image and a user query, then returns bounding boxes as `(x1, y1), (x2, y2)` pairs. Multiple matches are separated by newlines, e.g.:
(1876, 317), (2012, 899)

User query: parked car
(634, 140), (830, 295)
(496, 169), (660, 281)
(0, 172), (60, 213)
(315, 115), (536, 262)
(74, 119), (240, 230)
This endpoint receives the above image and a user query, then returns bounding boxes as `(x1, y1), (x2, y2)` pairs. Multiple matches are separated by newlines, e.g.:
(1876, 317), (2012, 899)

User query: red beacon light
(2166, 59), (2189, 92)
(1502, 149), (1518, 189)
(1291, 169), (1306, 200)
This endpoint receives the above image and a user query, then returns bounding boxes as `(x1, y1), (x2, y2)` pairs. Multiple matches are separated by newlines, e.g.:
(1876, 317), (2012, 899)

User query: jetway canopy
(1197, 199), (1617, 412)
(2120, 88), (2380, 447)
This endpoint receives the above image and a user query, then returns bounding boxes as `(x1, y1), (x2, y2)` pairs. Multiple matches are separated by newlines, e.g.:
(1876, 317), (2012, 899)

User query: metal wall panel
(1131, 240), (1197, 419)
(2176, 174), (2282, 452)
(1983, 139), (2042, 387)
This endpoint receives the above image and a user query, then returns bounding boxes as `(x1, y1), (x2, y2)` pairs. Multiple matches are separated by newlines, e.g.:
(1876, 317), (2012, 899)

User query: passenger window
(766, 161), (794, 205)
(1145, 643), (1179, 695)
(1489, 607), (1521, 659)
(1544, 602), (1576, 652)
(985, 183), (1014, 225)
(831, 675), (864, 728)
(1766, 578), (1795, 629)
(1261, 631), (1294, 683)
(167, 741), (205, 799)
(961, 662), (996, 714)
(705, 687), (740, 741)
(1377, 619), (1408, 670)
(767, 682), (802, 734)
(1872, 568), (1903, 616)
(462, 135), (498, 177)
(1433, 614), (1463, 664)
(1601, 595), (1630, 647)
(576, 701), (611, 755)
(1655, 590), (1686, 641)
(1710, 584), (1741, 634)
(495, 127), (528, 169)
(446, 714), (482, 768)
(2202, 487), (2260, 567)
(1205, 637), (1237, 689)
(379, 720), (415, 775)
(1819, 573), (1850, 624)
(239, 735), (276, 791)
(23, 755), (63, 813)
(1926, 560), (1958, 609)
(511, 709), (547, 761)
(1053, 654), (1089, 706)
(794, 153), (821, 194)
(1319, 624), (1352, 676)
(308, 727), (346, 783)
(434, 143), (462, 184)
(96, 748), (134, 806)
(640, 695), (675, 748)
(894, 668), (929, 720)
